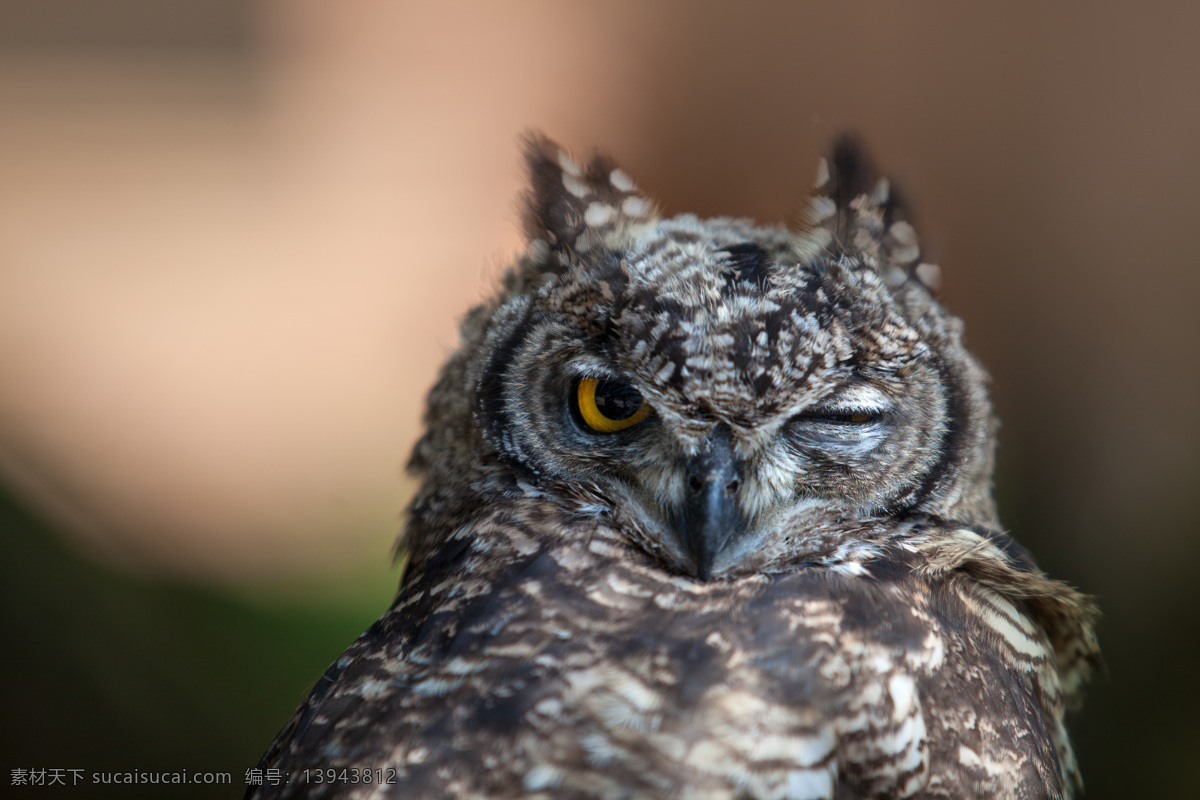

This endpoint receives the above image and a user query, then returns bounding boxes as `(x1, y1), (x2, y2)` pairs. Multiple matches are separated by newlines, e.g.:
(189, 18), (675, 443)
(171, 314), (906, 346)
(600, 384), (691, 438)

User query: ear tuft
(798, 134), (940, 293)
(519, 131), (656, 256)
(829, 135), (879, 215)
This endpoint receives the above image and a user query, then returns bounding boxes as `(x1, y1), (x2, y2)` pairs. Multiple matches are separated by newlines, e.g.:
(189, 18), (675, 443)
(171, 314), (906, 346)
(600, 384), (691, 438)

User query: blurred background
(1, 2), (1197, 797)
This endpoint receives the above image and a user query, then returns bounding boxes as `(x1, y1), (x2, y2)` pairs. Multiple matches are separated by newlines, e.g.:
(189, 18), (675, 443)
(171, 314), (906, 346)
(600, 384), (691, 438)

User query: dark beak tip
(676, 497), (745, 582)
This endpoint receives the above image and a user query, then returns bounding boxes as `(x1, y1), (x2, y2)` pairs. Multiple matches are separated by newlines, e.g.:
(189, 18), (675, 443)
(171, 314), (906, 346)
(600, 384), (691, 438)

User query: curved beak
(673, 425), (748, 580)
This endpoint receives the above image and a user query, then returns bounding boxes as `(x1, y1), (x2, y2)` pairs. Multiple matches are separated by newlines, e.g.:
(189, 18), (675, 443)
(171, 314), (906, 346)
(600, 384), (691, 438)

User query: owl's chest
(388, 554), (935, 795)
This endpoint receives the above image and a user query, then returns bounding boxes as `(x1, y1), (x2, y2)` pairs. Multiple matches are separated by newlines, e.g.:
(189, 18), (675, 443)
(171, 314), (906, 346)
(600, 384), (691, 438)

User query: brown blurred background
(1, 2), (1197, 797)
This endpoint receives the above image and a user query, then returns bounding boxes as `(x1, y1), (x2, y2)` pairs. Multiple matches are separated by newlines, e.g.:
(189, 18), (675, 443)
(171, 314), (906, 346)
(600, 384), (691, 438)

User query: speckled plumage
(250, 134), (1099, 799)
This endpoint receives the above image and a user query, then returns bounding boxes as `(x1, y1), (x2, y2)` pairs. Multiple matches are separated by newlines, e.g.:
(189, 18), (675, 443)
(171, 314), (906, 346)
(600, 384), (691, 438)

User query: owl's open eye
(574, 377), (652, 433)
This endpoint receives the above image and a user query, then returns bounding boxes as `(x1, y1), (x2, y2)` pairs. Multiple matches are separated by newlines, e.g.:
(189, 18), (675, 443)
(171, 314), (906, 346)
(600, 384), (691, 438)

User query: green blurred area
(0, 488), (396, 799)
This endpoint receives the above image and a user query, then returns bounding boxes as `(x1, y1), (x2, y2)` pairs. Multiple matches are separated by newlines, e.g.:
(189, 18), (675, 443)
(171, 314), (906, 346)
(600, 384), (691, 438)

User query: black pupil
(594, 380), (643, 420)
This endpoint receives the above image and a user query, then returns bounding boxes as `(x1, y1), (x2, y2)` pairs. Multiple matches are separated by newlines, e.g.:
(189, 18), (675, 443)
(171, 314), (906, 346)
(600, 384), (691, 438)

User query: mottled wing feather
(252, 509), (1092, 800)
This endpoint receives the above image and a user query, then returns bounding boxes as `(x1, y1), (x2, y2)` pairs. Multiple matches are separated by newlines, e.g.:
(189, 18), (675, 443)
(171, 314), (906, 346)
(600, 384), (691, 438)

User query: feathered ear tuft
(800, 134), (941, 292)
(519, 131), (656, 256)
(827, 135), (879, 215)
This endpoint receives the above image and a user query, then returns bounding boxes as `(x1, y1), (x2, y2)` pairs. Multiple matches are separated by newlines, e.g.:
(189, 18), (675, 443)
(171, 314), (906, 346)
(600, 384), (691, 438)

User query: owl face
(467, 135), (995, 580)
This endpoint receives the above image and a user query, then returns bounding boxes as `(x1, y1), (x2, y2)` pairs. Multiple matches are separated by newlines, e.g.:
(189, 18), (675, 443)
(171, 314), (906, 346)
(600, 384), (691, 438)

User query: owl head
(408, 133), (997, 580)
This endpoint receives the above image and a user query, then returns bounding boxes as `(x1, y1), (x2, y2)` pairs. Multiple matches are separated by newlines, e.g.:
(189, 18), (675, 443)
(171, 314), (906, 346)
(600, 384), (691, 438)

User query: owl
(249, 134), (1100, 799)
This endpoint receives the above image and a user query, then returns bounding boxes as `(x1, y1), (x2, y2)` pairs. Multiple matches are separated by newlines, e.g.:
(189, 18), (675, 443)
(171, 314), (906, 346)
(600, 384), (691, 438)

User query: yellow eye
(576, 377), (652, 433)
